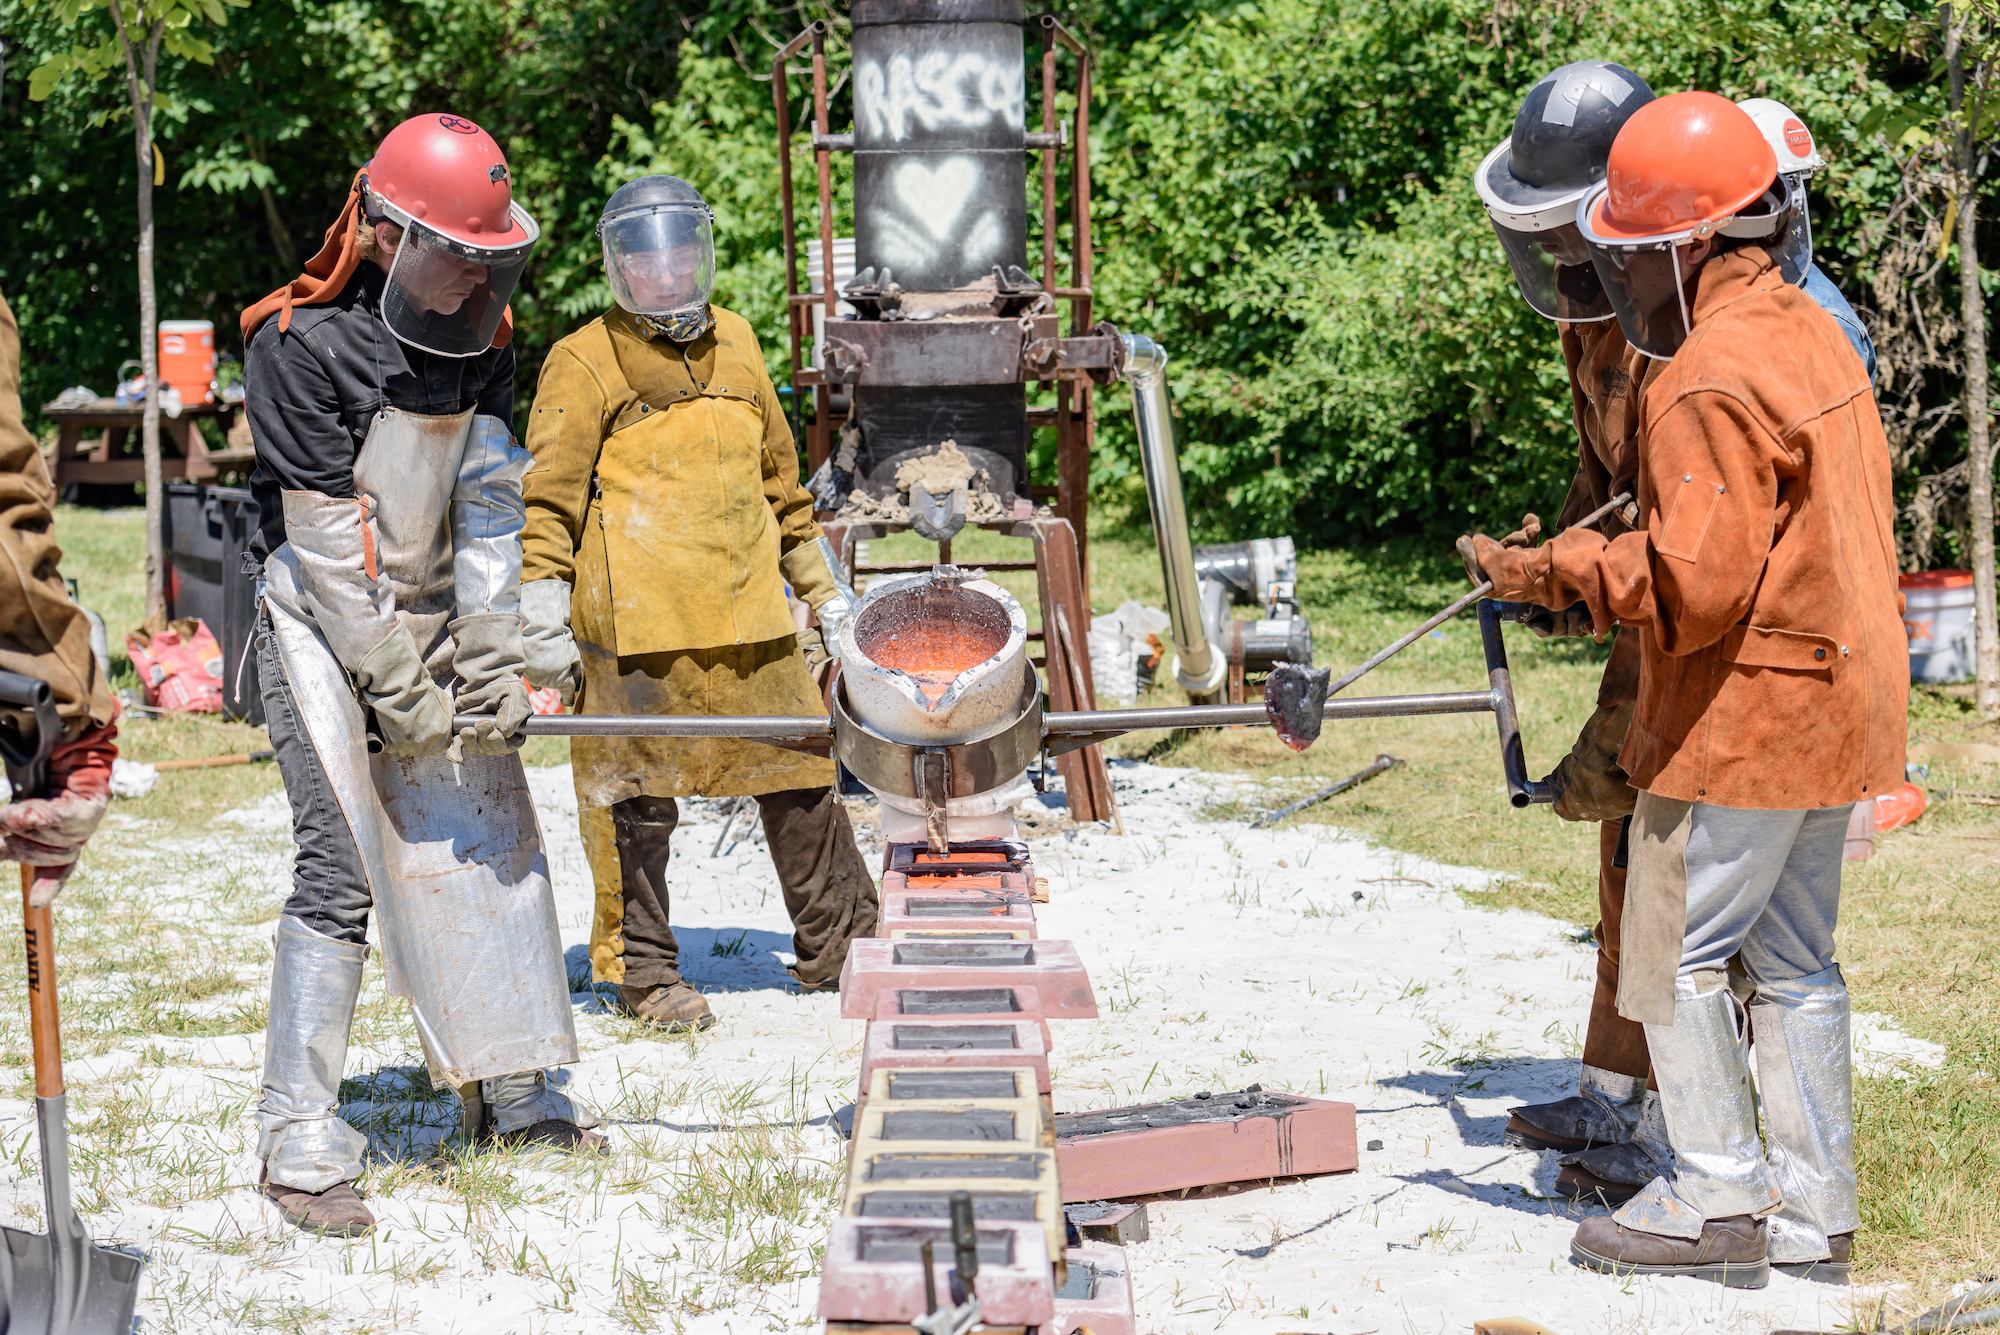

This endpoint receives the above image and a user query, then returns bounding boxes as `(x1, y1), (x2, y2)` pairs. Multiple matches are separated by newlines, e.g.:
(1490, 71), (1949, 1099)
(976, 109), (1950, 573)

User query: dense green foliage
(1, 0), (1989, 547)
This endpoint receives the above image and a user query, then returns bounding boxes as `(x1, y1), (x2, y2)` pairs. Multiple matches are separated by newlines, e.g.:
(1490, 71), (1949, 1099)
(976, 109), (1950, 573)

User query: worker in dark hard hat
(242, 112), (602, 1239)
(1473, 57), (1664, 1196)
(520, 175), (877, 1034)
(1462, 92), (1904, 1287)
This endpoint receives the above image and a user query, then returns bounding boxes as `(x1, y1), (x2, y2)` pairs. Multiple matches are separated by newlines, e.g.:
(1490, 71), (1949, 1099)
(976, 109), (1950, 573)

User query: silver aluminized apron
(264, 405), (578, 1087)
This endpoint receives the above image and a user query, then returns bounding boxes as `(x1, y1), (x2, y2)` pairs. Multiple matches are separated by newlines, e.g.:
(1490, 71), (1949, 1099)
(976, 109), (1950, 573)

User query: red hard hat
(1590, 92), (1777, 239)
(364, 113), (522, 249)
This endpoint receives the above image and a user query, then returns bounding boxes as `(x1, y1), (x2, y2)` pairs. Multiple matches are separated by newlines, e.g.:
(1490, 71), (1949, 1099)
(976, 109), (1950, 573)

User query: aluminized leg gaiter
(1614, 969), (1780, 1239)
(258, 914), (370, 1192)
(1752, 963), (1859, 1263)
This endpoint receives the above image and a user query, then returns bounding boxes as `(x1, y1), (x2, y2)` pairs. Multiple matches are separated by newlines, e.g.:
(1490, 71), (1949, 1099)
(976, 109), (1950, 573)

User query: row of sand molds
(823, 840), (1132, 1335)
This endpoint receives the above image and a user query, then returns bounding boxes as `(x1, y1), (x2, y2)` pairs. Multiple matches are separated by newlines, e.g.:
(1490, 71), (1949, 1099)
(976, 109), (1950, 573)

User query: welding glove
(1517, 602), (1599, 639)
(356, 624), (453, 757)
(0, 722), (117, 907)
(1542, 701), (1638, 823)
(448, 613), (532, 762)
(800, 625), (836, 688)
(521, 579), (583, 706)
(1502, 513), (1544, 549)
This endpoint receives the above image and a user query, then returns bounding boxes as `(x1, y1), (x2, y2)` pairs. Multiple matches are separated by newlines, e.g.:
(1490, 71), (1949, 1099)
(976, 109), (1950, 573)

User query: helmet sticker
(1783, 118), (1813, 159)
(1541, 62), (1638, 127)
(488, 163), (508, 183)
(438, 115), (479, 135)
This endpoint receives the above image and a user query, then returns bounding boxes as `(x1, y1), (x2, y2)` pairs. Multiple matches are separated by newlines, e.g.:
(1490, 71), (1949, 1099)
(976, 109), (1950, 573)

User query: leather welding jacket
(1478, 246), (1907, 809)
(521, 304), (835, 651)
(1555, 319), (1662, 707)
(244, 264), (514, 562)
(0, 289), (116, 740)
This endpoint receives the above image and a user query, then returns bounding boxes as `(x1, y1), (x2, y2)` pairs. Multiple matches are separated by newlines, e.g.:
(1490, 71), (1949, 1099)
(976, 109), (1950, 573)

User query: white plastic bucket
(806, 237), (856, 371)
(1901, 570), (1977, 683)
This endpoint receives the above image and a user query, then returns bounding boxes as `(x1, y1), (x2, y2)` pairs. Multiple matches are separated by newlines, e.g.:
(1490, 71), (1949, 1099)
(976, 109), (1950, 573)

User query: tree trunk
(1950, 14), (1999, 718)
(110, 8), (169, 622)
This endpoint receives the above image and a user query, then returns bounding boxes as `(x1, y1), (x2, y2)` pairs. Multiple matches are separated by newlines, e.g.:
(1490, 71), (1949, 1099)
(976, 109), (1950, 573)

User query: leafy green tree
(29, 0), (248, 617)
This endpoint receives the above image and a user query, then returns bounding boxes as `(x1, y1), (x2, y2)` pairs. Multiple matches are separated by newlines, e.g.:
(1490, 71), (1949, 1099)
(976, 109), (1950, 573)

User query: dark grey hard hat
(599, 175), (709, 231)
(1481, 61), (1656, 212)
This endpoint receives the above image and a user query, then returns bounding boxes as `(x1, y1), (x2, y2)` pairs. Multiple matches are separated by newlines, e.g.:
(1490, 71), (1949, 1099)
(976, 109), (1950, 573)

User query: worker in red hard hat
(240, 113), (600, 1239)
(1460, 91), (1905, 1287)
(1473, 59), (1665, 1194)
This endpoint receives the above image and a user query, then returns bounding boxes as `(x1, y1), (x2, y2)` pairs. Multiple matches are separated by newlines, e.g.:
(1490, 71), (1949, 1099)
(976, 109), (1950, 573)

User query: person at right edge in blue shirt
(1738, 99), (1877, 382)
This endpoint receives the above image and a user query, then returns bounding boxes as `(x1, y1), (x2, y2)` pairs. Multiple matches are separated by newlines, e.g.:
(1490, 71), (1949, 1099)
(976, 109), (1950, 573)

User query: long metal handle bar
(1324, 491), (1633, 700)
(458, 688), (1495, 744)
(1478, 598), (1553, 808)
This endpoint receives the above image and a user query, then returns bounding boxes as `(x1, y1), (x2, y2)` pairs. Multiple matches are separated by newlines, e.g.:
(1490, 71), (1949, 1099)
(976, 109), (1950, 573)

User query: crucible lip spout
(839, 567), (1030, 747)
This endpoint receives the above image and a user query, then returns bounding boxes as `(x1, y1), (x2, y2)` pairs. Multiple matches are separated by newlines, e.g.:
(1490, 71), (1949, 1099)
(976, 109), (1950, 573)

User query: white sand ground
(0, 760), (1942, 1333)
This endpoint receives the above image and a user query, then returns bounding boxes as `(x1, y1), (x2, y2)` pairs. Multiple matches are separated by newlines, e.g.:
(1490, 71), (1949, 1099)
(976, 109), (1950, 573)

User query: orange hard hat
(1590, 92), (1777, 240)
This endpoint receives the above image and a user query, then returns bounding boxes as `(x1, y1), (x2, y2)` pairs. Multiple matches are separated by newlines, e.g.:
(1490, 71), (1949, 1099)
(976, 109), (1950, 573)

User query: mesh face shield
(1578, 182), (1792, 360)
(600, 205), (716, 321)
(380, 206), (539, 358)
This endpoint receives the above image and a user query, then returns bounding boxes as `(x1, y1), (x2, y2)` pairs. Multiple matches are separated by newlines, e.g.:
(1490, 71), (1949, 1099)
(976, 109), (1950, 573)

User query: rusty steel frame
(770, 16), (1114, 821)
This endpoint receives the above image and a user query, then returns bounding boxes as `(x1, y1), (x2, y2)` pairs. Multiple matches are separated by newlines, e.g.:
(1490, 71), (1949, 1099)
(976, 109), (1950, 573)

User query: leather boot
(260, 1167), (375, 1238)
(1557, 1087), (1674, 1207)
(1506, 1064), (1643, 1153)
(1774, 1231), (1853, 1282)
(479, 1070), (610, 1154)
(1571, 1213), (1768, 1288)
(618, 979), (717, 1033)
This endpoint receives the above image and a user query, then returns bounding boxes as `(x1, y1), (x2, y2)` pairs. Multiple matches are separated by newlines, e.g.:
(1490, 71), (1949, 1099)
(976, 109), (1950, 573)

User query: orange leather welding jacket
(1483, 246), (1907, 810)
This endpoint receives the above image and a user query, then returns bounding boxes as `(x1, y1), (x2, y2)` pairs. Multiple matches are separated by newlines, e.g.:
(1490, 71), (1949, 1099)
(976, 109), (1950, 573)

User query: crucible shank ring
(832, 662), (1043, 802)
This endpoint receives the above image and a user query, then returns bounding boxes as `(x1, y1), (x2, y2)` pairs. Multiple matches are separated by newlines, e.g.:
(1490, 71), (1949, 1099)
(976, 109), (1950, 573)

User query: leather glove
(1501, 513), (1543, 549)
(1457, 533), (1501, 587)
(520, 580), (583, 707)
(1517, 601), (1599, 639)
(448, 612), (531, 762)
(357, 625), (453, 757)
(1, 722), (116, 907)
(1542, 701), (1638, 823)
(801, 625), (836, 688)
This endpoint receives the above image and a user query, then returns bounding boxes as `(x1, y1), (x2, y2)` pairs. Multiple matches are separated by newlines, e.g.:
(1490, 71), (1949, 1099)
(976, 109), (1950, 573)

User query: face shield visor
(1577, 180), (1791, 360)
(1767, 171), (1813, 285)
(1475, 140), (1615, 323)
(380, 205), (540, 358)
(600, 204), (716, 320)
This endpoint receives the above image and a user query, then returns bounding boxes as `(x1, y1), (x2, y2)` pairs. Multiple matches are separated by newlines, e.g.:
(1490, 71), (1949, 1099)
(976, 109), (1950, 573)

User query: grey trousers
(1677, 802), (1852, 982)
(258, 615), (374, 945)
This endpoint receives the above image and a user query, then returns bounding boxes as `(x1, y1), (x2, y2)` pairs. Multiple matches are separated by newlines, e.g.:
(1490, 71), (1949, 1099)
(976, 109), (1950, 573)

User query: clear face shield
(380, 206), (539, 358)
(1488, 216), (1617, 322)
(1578, 181), (1791, 360)
(1768, 172), (1813, 285)
(600, 205), (716, 320)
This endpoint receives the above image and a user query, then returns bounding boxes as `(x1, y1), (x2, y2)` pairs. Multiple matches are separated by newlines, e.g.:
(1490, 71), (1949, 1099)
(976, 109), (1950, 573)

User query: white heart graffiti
(893, 157), (980, 239)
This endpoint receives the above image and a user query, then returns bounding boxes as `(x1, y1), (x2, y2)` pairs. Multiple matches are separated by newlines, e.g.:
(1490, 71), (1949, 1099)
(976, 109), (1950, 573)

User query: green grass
(46, 498), (2000, 1289)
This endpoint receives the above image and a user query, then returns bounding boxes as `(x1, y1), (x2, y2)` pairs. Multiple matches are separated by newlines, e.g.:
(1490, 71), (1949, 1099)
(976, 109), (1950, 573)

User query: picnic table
(40, 397), (256, 488)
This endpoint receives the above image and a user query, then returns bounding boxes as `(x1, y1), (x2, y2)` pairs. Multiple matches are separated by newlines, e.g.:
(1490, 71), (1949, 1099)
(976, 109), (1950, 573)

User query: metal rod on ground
(1249, 754), (1400, 829)
(710, 797), (747, 857)
(150, 750), (274, 772)
(1323, 491), (1633, 699)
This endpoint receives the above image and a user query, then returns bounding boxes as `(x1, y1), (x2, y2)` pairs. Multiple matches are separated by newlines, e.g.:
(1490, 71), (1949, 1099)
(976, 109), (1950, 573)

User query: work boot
(479, 1070), (608, 1155)
(1570, 1212), (1768, 1288)
(1773, 1231), (1853, 1283)
(1506, 1064), (1643, 1153)
(1558, 1088), (1673, 1207)
(788, 966), (839, 994)
(619, 979), (717, 1033)
(260, 1167), (375, 1238)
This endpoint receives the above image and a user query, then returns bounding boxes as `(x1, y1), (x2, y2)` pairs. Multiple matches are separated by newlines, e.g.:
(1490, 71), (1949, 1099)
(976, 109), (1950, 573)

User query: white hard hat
(1737, 97), (1826, 175)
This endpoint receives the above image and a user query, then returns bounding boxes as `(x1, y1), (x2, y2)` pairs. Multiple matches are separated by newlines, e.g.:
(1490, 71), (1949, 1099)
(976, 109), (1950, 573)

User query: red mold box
(1054, 1088), (1358, 1202)
(1050, 1246), (1136, 1335)
(859, 1017), (1052, 1096)
(817, 1217), (1055, 1325)
(839, 939), (1098, 1020)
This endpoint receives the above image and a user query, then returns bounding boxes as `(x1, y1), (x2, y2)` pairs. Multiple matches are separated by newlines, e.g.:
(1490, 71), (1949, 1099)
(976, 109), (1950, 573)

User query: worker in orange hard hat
(241, 112), (602, 1238)
(1460, 91), (1905, 1287)
(1473, 59), (1664, 1190)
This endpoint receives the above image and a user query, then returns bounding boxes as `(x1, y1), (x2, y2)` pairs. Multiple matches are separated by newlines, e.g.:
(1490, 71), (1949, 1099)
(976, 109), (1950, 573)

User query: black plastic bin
(162, 482), (264, 725)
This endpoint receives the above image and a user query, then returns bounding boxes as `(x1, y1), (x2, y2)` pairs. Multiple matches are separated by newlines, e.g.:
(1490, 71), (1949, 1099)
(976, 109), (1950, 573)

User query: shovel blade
(0, 1223), (142, 1335)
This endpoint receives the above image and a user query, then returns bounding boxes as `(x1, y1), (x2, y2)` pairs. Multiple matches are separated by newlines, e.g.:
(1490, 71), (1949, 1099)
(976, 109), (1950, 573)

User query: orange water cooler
(158, 320), (216, 404)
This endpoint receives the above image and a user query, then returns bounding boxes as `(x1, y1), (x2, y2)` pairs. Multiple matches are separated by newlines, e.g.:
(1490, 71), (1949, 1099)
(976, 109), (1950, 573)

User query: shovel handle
(21, 866), (61, 1099)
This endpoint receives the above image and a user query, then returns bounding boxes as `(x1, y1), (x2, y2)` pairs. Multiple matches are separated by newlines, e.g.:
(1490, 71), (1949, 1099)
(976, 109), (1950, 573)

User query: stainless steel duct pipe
(1121, 333), (1227, 703)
